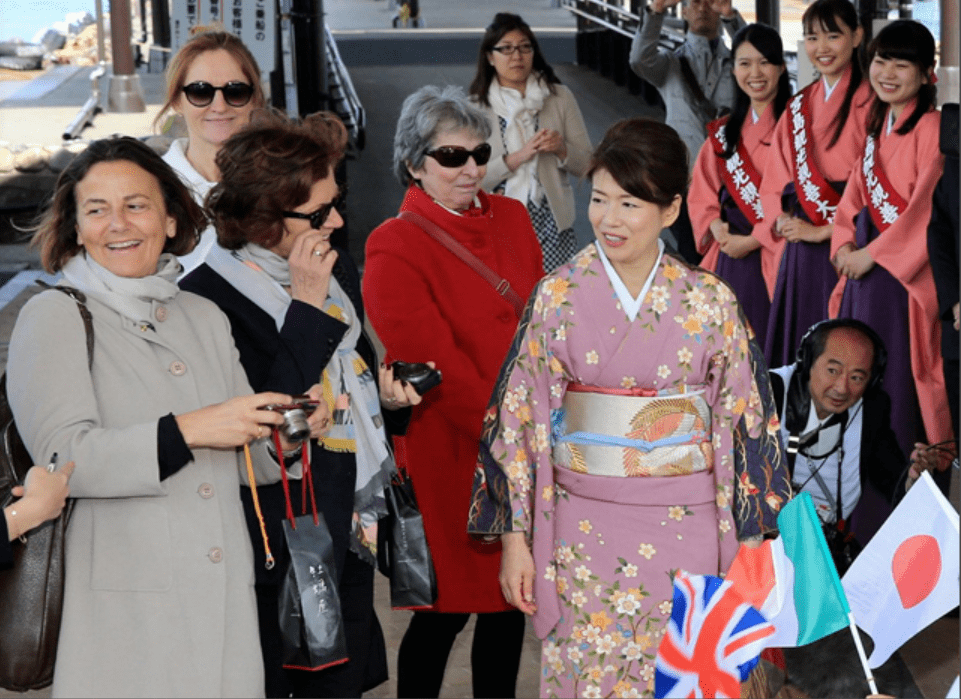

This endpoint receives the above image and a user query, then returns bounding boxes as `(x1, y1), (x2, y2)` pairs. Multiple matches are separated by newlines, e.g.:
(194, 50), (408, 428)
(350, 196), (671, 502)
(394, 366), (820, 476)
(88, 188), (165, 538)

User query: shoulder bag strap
(397, 210), (526, 317)
(678, 55), (722, 122)
(36, 281), (94, 368)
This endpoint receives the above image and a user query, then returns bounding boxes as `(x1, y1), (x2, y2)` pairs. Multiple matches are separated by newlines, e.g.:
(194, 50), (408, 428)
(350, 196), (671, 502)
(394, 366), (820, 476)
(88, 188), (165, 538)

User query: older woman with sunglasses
(154, 27), (265, 276)
(469, 12), (592, 272)
(362, 85), (543, 698)
(180, 110), (416, 698)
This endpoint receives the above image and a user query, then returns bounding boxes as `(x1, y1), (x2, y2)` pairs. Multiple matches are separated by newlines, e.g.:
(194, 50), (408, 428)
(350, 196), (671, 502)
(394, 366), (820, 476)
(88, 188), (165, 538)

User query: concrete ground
(0, 1), (957, 697)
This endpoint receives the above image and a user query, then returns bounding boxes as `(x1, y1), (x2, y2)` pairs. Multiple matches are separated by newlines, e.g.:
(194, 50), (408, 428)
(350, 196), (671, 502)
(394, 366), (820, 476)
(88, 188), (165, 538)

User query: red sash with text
(787, 87), (841, 226)
(709, 117), (764, 226)
(859, 134), (907, 233)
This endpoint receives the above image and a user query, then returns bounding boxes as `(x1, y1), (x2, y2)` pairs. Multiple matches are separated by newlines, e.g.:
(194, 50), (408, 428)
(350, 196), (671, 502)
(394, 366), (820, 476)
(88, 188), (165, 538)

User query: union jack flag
(654, 570), (775, 698)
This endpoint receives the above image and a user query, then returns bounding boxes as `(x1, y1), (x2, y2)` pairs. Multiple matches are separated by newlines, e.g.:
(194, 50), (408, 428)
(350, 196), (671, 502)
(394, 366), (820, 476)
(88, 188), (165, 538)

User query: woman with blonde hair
(155, 27), (266, 275)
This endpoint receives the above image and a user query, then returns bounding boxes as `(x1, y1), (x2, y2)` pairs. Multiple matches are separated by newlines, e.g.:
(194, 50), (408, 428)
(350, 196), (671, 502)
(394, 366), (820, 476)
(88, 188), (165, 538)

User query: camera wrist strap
(243, 443), (275, 570)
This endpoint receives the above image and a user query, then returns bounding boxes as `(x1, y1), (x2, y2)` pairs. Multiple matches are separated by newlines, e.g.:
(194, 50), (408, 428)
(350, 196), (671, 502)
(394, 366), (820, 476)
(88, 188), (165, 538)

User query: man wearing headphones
(768, 319), (906, 549)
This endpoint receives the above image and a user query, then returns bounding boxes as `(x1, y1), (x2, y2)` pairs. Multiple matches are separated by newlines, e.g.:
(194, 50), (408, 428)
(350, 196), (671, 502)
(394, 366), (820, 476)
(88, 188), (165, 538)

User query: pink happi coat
(469, 245), (790, 698)
(690, 105), (777, 273)
(755, 68), (873, 296)
(828, 105), (950, 445)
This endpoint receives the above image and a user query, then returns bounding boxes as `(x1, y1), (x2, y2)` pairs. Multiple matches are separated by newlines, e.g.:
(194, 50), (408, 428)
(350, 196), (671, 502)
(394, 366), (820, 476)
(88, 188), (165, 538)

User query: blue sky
(1, 1), (92, 43)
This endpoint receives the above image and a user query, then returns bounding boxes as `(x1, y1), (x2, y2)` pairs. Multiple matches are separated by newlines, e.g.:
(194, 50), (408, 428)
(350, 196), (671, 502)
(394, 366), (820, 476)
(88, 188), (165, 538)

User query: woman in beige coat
(469, 12), (592, 272)
(7, 137), (326, 698)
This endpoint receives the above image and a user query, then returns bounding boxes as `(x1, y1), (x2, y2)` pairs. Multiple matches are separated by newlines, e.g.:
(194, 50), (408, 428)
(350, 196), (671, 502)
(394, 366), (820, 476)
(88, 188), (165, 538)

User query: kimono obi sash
(551, 383), (713, 477)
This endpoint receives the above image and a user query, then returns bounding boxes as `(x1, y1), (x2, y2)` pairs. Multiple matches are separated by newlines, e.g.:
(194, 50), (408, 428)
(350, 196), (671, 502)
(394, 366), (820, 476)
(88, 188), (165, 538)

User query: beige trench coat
(8, 288), (273, 698)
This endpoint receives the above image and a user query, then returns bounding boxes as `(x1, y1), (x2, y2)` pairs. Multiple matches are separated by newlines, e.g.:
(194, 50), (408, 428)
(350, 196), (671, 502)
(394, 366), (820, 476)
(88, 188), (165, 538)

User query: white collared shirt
(595, 239), (665, 322)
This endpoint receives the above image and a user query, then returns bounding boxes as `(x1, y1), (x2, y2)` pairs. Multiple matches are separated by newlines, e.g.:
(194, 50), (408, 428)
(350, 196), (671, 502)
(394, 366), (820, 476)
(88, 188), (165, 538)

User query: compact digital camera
(264, 395), (321, 442)
(390, 361), (443, 396)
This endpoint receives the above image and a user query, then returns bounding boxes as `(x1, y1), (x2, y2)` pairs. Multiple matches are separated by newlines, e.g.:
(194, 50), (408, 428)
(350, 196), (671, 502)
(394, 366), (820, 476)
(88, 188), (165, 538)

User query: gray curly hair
(392, 84), (492, 187)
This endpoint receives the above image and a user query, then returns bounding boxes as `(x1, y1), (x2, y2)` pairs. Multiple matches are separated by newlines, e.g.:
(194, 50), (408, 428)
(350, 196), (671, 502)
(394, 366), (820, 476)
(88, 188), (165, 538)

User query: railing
(324, 25), (366, 152)
(560, 0), (797, 88)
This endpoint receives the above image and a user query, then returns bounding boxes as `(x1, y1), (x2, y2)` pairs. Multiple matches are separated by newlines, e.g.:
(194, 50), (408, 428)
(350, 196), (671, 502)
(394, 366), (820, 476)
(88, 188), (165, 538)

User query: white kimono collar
(595, 239), (665, 322)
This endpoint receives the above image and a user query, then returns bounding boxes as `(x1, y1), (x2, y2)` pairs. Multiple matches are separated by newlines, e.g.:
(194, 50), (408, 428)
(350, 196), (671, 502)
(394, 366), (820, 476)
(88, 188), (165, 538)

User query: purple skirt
(837, 208), (920, 544)
(763, 181), (843, 368)
(714, 187), (771, 347)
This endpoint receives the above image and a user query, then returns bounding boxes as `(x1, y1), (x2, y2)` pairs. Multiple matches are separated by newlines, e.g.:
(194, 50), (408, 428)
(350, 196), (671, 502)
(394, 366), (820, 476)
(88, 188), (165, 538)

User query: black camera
(263, 395), (321, 442)
(389, 361), (442, 396)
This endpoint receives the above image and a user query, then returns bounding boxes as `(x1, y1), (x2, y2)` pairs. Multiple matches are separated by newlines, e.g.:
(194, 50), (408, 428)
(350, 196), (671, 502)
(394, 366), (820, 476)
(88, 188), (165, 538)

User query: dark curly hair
(33, 136), (205, 273)
(206, 110), (348, 250)
(468, 12), (561, 107)
(587, 118), (688, 207)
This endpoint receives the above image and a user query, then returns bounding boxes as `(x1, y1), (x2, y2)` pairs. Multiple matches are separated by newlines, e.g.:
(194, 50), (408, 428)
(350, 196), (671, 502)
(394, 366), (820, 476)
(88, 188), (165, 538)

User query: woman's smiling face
(74, 160), (176, 278)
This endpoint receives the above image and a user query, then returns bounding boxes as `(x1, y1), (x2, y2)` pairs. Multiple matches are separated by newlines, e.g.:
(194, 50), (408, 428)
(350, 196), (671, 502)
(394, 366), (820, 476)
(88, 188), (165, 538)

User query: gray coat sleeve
(629, 9), (673, 87)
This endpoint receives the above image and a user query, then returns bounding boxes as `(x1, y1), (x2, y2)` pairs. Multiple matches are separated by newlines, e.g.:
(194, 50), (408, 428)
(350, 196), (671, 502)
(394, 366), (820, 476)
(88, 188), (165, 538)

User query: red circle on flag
(891, 535), (941, 609)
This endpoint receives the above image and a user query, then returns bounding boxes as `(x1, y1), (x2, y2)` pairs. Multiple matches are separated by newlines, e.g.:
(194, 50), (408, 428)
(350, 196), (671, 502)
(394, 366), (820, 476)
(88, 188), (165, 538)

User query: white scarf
(487, 72), (550, 205)
(206, 243), (394, 564)
(61, 252), (181, 327)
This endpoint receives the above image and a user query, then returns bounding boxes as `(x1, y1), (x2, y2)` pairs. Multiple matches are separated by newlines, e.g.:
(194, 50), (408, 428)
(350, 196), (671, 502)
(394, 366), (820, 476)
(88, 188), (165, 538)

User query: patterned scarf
(205, 243), (394, 564)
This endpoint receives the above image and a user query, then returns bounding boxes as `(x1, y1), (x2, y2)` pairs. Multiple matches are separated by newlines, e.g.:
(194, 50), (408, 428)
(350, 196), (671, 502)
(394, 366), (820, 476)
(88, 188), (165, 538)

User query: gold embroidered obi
(551, 383), (713, 477)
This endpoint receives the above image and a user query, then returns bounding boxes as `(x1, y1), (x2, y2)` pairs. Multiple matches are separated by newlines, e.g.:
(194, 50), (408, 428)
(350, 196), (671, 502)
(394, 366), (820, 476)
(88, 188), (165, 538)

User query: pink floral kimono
(469, 244), (790, 698)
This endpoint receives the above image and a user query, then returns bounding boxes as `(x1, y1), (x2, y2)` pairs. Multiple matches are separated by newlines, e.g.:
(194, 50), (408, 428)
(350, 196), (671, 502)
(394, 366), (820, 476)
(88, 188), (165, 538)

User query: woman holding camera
(180, 111), (416, 698)
(8, 136), (314, 697)
(362, 85), (543, 698)
(154, 27), (265, 276)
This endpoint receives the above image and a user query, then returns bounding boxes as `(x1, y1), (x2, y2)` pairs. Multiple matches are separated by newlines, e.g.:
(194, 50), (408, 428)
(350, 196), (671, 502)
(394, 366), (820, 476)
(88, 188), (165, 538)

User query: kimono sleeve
(689, 137), (724, 256)
(703, 280), (791, 540)
(470, 278), (565, 537)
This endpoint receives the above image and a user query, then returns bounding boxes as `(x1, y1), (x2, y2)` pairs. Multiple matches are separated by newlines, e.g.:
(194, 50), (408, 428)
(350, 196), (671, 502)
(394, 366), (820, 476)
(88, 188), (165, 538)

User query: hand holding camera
(379, 361), (442, 409)
(262, 395), (331, 443)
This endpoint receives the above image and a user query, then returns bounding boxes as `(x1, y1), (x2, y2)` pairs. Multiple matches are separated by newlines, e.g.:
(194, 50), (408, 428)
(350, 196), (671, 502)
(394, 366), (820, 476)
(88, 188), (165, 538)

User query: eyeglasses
(282, 192), (345, 230)
(423, 143), (492, 168)
(181, 81), (255, 107)
(490, 43), (534, 56)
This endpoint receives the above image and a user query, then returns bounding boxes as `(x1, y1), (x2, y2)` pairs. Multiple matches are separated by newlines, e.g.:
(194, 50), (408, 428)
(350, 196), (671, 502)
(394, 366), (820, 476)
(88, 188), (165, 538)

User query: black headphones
(785, 319), (887, 440)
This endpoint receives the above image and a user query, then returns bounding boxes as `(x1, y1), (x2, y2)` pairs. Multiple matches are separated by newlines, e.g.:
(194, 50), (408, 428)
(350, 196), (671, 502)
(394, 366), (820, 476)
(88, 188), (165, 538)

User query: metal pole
(941, 0), (960, 103)
(107, 0), (146, 112)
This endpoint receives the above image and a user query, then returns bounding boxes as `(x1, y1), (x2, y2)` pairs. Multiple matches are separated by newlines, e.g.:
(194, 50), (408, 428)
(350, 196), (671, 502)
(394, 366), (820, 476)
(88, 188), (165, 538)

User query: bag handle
(397, 210), (526, 317)
(272, 429), (318, 528)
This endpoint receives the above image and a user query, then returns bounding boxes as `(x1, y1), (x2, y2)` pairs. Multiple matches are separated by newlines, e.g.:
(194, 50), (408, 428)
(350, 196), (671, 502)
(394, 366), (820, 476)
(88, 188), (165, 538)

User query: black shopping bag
(279, 511), (349, 671)
(273, 435), (348, 671)
(377, 469), (437, 610)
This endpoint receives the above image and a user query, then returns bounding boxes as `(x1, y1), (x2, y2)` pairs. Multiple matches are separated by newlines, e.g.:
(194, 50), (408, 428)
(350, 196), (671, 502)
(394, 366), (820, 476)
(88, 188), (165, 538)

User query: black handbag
(0, 285), (92, 691)
(377, 467), (437, 610)
(272, 436), (349, 672)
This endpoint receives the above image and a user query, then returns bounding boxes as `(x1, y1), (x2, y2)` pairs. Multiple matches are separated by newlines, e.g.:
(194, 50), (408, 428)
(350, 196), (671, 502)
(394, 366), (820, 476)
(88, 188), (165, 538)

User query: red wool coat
(363, 186), (544, 612)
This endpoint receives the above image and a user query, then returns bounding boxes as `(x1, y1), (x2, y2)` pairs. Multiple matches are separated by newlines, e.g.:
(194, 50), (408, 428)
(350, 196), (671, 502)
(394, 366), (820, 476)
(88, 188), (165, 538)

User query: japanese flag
(842, 471), (959, 667)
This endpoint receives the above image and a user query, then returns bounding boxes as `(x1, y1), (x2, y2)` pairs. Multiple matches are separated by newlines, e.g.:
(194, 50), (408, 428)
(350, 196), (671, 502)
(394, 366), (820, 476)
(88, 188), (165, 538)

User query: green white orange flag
(725, 492), (850, 647)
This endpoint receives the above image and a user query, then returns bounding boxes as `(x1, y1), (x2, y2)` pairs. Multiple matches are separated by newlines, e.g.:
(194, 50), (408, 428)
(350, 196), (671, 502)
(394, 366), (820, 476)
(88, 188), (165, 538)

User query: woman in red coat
(363, 85), (544, 698)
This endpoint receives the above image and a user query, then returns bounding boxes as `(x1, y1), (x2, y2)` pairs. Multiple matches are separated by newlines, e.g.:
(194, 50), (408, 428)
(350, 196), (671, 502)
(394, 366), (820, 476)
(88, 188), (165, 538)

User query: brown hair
(587, 118), (688, 207)
(33, 137), (206, 273)
(207, 110), (348, 250)
(153, 25), (265, 132)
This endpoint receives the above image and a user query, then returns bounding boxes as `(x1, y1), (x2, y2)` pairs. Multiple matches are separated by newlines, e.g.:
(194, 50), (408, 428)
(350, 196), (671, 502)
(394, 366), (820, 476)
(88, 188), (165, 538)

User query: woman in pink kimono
(469, 119), (790, 698)
(829, 20), (950, 505)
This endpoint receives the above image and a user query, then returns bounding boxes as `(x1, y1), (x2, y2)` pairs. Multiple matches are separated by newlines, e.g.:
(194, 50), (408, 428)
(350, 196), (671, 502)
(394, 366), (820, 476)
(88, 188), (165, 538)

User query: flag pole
(847, 612), (879, 695)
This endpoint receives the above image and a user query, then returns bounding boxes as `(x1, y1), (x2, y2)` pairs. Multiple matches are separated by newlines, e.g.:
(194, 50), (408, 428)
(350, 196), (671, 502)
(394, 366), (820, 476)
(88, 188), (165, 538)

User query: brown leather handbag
(0, 285), (92, 691)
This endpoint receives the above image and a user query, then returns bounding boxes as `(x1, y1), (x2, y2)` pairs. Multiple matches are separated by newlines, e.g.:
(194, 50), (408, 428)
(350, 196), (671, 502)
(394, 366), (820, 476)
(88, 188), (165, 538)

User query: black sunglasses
(282, 191), (345, 230)
(181, 81), (255, 107)
(423, 143), (492, 168)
